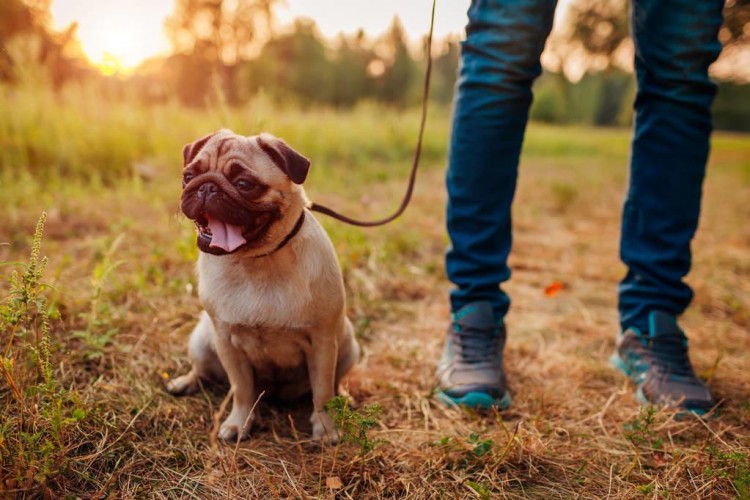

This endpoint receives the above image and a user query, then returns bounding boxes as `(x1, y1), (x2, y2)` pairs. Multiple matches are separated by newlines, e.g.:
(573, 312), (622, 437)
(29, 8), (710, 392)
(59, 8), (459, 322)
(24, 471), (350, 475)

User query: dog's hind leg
(167, 311), (227, 396)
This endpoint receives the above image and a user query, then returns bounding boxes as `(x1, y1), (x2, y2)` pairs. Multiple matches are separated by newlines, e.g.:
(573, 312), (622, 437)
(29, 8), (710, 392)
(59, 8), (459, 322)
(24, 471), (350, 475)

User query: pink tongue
(206, 215), (247, 252)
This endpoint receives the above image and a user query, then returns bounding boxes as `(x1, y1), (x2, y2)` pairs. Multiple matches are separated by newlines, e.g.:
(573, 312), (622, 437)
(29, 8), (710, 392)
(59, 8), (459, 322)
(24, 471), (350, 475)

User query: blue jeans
(445, 0), (724, 332)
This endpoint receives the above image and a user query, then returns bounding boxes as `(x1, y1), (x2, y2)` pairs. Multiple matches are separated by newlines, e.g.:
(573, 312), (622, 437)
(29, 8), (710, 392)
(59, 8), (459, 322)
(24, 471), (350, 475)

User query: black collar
(254, 210), (306, 258)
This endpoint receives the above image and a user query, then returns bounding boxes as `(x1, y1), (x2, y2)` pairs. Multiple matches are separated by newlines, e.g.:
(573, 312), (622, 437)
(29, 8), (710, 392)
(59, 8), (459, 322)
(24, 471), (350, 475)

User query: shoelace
(453, 324), (501, 364)
(646, 333), (695, 378)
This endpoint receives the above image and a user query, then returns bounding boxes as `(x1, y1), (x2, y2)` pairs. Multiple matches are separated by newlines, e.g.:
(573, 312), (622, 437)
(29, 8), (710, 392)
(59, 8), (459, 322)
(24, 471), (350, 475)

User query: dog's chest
(197, 253), (313, 328)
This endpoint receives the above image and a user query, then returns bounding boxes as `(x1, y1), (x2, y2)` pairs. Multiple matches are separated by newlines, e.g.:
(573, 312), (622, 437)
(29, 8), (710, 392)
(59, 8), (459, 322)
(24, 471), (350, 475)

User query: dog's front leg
(213, 325), (256, 442)
(307, 336), (340, 443)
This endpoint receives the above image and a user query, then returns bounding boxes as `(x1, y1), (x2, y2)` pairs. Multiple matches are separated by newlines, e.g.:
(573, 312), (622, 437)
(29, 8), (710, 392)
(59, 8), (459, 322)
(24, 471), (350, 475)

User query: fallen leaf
(544, 281), (564, 297)
(326, 476), (343, 490)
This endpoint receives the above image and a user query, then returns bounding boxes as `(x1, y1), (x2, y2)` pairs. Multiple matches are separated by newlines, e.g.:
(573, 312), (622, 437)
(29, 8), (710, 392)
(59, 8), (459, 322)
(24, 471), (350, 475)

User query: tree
(567, 0), (630, 72)
(0, 0), (86, 87)
(249, 19), (333, 105)
(559, 0), (631, 125)
(165, 0), (278, 105)
(374, 17), (417, 107)
(330, 30), (376, 107)
(431, 37), (459, 104)
(722, 0), (750, 47)
(0, 0), (36, 81)
(713, 0), (750, 82)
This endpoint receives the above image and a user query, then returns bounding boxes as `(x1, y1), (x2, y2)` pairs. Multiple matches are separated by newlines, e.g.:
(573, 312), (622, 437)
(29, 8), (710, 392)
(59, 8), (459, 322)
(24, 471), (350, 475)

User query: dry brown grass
(1, 124), (749, 498)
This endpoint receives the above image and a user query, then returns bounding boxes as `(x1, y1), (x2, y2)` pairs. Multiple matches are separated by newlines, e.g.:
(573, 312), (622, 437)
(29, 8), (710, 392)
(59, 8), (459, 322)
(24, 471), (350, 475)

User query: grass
(1, 83), (749, 497)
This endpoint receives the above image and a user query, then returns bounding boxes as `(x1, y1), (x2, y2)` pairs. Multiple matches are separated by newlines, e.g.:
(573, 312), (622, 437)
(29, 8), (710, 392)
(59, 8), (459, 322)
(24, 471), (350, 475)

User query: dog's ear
(257, 133), (310, 185)
(182, 132), (217, 166)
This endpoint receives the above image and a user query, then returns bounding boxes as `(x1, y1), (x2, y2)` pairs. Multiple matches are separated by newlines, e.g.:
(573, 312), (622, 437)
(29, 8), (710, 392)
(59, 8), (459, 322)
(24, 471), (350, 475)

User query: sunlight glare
(98, 53), (126, 77)
(52, 0), (173, 75)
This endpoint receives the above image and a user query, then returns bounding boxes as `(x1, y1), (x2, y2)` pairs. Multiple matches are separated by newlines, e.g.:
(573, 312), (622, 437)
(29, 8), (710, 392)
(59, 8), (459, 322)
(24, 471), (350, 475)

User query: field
(1, 86), (750, 498)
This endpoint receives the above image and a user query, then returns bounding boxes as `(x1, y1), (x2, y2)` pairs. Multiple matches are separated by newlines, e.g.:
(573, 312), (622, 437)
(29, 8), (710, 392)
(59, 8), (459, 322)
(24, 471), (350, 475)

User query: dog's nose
(198, 182), (219, 200)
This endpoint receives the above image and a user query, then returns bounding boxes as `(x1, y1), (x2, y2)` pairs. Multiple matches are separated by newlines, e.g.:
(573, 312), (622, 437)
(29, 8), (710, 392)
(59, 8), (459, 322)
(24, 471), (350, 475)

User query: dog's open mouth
(198, 215), (247, 252)
(194, 212), (276, 256)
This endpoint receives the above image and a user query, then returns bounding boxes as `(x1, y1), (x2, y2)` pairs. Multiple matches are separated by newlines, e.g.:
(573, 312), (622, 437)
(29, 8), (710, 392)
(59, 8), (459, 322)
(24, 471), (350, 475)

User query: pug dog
(167, 129), (360, 443)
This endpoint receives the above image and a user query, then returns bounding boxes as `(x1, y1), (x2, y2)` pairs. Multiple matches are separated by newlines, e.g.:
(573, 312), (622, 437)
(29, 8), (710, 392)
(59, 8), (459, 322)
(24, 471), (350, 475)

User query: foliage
(0, 83), (450, 183)
(0, 0), (88, 86)
(326, 395), (384, 456)
(1, 0), (749, 131)
(250, 19), (335, 106)
(165, 0), (278, 106)
(432, 432), (498, 470)
(374, 17), (418, 107)
(567, 0), (630, 71)
(71, 234), (125, 361)
(723, 0), (750, 46)
(531, 68), (636, 127)
(0, 214), (89, 494)
(714, 81), (750, 131)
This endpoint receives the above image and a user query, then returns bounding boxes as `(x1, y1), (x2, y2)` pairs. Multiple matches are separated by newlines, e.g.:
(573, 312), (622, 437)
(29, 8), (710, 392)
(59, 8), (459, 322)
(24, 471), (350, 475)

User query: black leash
(309, 0), (436, 227)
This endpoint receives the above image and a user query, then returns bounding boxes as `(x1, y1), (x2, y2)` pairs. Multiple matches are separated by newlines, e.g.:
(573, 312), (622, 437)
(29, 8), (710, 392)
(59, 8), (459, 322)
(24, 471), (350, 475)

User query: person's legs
(446, 0), (558, 319)
(613, 0), (724, 413)
(438, 0), (557, 408)
(619, 0), (724, 331)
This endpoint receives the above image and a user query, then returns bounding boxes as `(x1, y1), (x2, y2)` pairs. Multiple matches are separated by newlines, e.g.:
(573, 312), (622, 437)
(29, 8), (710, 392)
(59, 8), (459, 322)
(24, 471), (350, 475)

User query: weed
(0, 214), (89, 494)
(432, 431), (498, 470)
(326, 395), (384, 457)
(705, 448), (750, 499)
(466, 479), (491, 499)
(623, 406), (662, 451)
(71, 234), (125, 360)
(1, 214), (52, 393)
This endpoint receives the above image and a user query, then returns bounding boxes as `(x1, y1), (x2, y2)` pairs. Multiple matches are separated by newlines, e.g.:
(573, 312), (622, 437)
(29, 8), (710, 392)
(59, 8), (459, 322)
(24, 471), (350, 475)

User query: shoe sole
(609, 352), (711, 418)
(434, 389), (512, 410)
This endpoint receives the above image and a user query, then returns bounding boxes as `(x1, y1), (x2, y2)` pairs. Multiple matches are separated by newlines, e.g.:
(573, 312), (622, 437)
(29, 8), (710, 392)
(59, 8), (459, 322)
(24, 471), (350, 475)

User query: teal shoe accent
(614, 352), (714, 418)
(611, 311), (717, 416)
(436, 302), (510, 411)
(634, 386), (712, 418)
(609, 352), (632, 379)
(434, 389), (512, 410)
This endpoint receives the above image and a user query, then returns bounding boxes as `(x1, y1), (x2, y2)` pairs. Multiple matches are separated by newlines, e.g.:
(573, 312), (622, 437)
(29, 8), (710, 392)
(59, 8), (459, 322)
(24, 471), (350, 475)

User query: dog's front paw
(311, 411), (340, 444)
(218, 410), (254, 442)
(166, 371), (200, 396)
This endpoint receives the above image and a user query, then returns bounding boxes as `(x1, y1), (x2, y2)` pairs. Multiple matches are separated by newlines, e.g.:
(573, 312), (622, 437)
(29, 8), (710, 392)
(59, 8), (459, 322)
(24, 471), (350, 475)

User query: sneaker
(435, 302), (512, 410)
(610, 310), (717, 415)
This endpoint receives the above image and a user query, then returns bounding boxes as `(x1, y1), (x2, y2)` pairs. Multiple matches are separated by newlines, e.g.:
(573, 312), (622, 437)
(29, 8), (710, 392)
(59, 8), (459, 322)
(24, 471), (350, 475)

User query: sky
(50, 0), (471, 73)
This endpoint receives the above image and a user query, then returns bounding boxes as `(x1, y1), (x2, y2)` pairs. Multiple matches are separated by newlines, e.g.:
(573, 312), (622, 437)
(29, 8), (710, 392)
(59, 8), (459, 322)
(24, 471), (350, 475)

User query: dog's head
(180, 129), (311, 256)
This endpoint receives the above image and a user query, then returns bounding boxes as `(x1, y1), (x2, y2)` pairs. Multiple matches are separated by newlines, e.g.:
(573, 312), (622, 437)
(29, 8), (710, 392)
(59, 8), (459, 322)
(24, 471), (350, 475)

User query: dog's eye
(182, 171), (194, 186)
(235, 179), (254, 191)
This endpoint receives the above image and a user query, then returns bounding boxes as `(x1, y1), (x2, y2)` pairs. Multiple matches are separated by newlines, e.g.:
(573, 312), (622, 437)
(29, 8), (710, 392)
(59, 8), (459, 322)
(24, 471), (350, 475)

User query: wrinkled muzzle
(181, 173), (279, 255)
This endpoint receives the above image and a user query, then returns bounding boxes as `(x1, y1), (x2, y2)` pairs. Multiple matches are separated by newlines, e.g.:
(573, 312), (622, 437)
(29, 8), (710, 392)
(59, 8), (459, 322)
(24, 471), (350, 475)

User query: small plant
(72, 234), (125, 360)
(623, 406), (662, 450)
(466, 479), (491, 499)
(326, 395), (384, 457)
(622, 406), (669, 473)
(705, 448), (750, 499)
(0, 213), (88, 493)
(1, 213), (52, 389)
(432, 431), (496, 470)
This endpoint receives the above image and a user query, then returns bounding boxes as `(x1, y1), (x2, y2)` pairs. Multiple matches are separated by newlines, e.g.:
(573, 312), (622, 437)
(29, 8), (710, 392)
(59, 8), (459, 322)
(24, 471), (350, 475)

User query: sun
(97, 52), (126, 77)
(82, 14), (161, 75)
(86, 27), (141, 75)
(52, 0), (173, 76)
